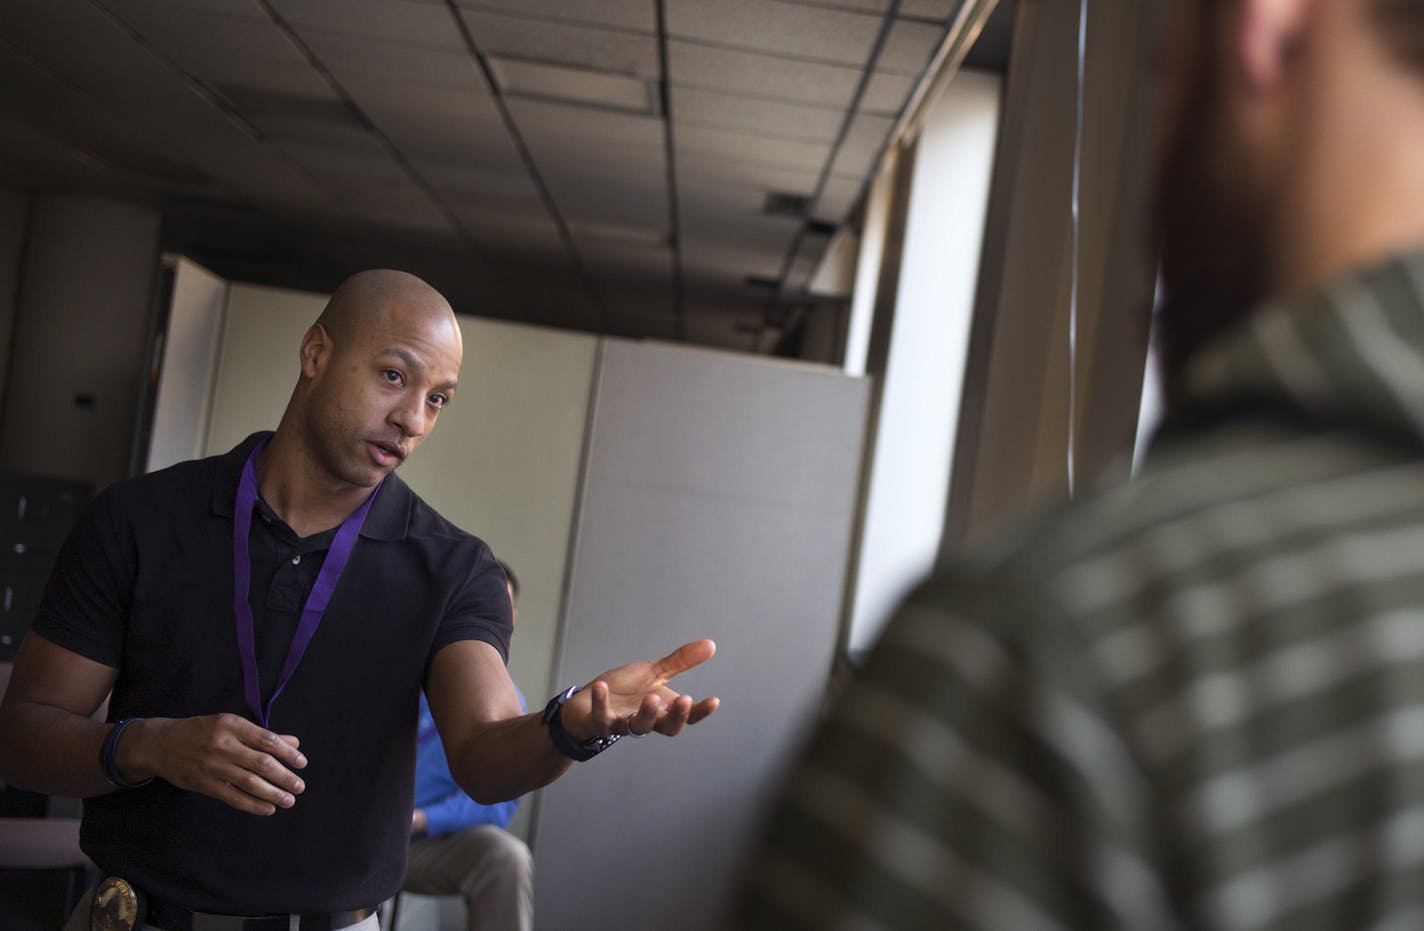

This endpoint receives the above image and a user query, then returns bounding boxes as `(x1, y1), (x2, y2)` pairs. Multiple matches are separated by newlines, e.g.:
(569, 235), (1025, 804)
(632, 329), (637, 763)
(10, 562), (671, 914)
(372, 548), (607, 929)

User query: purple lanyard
(233, 441), (381, 728)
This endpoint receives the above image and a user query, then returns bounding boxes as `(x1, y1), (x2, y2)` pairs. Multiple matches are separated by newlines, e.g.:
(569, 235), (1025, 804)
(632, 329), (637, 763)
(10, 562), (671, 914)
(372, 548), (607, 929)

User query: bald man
(0, 270), (718, 931)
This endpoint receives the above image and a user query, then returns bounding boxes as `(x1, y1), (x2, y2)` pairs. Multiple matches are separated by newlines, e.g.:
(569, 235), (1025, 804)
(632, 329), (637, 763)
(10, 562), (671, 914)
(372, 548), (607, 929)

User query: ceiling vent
(763, 191), (811, 218)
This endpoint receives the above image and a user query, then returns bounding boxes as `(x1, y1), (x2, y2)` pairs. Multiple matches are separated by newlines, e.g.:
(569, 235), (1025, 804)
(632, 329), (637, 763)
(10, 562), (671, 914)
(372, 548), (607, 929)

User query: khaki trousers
(402, 825), (533, 931)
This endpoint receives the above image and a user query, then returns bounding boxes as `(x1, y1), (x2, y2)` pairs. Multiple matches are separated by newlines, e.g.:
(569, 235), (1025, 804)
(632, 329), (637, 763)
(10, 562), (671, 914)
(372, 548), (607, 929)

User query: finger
(219, 758), (300, 809)
(235, 746), (306, 796)
(589, 680), (615, 736)
(649, 639), (716, 680)
(686, 696), (720, 725)
(654, 695), (692, 737)
(628, 696), (664, 736)
(200, 763), (292, 815)
(238, 723), (308, 770)
(210, 782), (277, 817)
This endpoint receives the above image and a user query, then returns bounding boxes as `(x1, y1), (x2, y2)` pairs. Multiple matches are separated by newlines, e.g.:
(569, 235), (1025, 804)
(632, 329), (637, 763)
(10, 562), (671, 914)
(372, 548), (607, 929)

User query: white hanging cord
(1068, 0), (1087, 497)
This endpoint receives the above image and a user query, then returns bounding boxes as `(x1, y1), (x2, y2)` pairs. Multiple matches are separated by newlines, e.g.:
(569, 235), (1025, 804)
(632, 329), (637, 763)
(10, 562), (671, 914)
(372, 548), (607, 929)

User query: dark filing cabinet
(0, 474), (92, 661)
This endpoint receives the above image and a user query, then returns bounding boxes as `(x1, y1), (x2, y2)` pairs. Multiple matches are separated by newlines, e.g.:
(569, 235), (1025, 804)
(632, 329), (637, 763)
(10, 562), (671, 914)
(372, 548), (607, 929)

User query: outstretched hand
(559, 639), (720, 742)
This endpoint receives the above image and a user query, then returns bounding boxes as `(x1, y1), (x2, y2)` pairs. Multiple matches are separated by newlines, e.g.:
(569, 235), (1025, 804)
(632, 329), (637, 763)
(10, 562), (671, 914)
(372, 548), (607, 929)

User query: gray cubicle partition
(531, 340), (870, 930)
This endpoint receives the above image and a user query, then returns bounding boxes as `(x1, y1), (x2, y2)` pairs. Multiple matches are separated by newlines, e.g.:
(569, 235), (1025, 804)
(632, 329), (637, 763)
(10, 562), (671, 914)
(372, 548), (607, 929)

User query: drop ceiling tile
(664, 0), (880, 67)
(103, 4), (310, 67)
(900, 0), (959, 21)
(348, 198), (457, 235)
(680, 207), (801, 252)
(0, 113), (109, 176)
(778, 0), (890, 13)
(877, 17), (944, 76)
(99, 0), (266, 18)
(446, 192), (556, 240)
(598, 288), (677, 325)
(578, 241), (672, 279)
(525, 134), (666, 183)
(666, 40), (858, 109)
(826, 111), (894, 179)
(675, 124), (831, 173)
(200, 59), (339, 99)
(342, 82), (515, 164)
(508, 97), (663, 149)
(298, 30), (486, 94)
(7, 0), (167, 69)
(490, 58), (654, 113)
(810, 175), (863, 223)
(254, 113), (381, 150)
(552, 177), (668, 234)
(671, 86), (843, 143)
(268, 0), (467, 50)
(676, 180), (773, 218)
(343, 79), (500, 123)
(277, 137), (410, 184)
(453, 0), (656, 34)
(0, 50), (184, 178)
(676, 154), (818, 201)
(458, 11), (659, 79)
(861, 70), (917, 115)
(412, 160), (538, 200)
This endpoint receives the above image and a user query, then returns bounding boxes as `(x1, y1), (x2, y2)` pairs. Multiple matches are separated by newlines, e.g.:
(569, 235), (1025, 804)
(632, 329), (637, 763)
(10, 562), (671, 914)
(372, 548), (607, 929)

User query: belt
(145, 897), (376, 931)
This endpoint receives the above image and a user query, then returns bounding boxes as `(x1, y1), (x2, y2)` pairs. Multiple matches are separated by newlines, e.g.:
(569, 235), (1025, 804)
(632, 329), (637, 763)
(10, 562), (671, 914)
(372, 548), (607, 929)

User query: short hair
(497, 559), (519, 599)
(1371, 0), (1424, 76)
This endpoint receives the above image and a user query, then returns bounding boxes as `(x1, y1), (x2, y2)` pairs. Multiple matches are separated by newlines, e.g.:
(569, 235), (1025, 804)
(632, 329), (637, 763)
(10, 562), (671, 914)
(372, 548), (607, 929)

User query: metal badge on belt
(90, 876), (145, 931)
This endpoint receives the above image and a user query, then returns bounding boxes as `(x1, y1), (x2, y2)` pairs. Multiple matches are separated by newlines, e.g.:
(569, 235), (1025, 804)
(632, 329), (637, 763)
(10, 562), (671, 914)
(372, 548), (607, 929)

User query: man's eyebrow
(379, 348), (457, 391)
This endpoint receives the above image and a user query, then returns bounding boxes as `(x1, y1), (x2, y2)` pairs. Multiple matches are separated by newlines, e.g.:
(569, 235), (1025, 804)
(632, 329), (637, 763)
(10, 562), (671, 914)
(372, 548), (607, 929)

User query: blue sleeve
(420, 686), (526, 837)
(423, 792), (518, 836)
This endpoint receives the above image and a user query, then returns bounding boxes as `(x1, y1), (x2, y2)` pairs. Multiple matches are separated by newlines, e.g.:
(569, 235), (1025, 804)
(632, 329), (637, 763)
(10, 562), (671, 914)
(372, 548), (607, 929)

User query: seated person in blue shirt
(407, 561), (530, 931)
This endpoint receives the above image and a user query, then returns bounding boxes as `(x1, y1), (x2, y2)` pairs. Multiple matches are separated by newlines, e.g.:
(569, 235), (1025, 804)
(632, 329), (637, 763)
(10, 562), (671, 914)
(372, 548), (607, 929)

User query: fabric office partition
(531, 340), (869, 930)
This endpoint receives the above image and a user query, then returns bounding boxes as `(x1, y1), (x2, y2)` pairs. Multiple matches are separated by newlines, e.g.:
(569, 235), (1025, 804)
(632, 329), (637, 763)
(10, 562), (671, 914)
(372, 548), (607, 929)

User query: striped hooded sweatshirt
(741, 249), (1424, 931)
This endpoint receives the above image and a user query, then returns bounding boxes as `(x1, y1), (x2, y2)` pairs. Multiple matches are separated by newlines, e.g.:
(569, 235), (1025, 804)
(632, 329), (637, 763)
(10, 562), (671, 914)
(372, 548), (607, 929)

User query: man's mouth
(369, 440), (406, 463)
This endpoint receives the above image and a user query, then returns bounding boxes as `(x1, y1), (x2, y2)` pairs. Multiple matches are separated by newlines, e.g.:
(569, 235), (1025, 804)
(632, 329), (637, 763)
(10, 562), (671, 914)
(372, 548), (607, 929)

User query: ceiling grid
(0, 0), (1011, 348)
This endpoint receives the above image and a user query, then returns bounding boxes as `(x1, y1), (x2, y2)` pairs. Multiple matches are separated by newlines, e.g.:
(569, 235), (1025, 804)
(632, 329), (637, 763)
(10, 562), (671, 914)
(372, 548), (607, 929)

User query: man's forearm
(0, 700), (118, 796)
(448, 711), (573, 805)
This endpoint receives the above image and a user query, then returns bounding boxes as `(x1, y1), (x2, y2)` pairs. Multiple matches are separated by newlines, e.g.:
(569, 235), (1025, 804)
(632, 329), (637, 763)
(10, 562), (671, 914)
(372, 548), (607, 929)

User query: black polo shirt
(30, 432), (513, 914)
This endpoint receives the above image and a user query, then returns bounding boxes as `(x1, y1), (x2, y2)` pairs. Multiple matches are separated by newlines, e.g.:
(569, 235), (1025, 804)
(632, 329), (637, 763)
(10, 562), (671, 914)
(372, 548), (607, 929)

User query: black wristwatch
(541, 686), (620, 762)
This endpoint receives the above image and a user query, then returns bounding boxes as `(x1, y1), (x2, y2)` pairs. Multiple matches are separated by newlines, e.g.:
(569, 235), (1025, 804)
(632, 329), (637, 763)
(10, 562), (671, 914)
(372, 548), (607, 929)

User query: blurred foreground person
(742, 1), (1424, 928)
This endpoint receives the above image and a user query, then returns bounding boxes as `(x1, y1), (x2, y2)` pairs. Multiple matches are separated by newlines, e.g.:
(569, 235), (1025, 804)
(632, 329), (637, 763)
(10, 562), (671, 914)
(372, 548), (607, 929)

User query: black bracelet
(101, 718), (154, 790)
(540, 686), (621, 762)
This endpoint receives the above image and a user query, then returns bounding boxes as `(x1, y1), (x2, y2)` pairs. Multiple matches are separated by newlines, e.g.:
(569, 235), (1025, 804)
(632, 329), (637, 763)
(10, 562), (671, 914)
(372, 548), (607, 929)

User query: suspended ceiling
(0, 0), (1013, 350)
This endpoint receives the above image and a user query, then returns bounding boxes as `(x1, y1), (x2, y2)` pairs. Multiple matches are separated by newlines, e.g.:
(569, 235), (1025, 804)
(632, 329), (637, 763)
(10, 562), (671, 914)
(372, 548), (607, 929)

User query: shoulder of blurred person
(739, 1), (1424, 927)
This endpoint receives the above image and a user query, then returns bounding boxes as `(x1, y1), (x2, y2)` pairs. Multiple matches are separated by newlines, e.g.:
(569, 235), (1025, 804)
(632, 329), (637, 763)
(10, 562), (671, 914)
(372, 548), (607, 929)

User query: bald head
(274, 269), (465, 490)
(316, 269), (459, 353)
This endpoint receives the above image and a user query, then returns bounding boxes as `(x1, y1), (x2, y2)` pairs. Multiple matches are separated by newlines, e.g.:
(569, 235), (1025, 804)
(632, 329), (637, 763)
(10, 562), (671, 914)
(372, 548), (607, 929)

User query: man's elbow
(454, 772), (518, 807)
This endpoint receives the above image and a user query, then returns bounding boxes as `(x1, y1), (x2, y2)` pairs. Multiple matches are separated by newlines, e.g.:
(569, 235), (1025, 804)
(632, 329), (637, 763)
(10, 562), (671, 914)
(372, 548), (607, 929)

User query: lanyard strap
(233, 440), (381, 728)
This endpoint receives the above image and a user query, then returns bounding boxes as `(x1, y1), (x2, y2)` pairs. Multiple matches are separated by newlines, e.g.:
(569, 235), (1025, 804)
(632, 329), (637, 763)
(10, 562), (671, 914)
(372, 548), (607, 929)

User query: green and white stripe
(740, 250), (1424, 929)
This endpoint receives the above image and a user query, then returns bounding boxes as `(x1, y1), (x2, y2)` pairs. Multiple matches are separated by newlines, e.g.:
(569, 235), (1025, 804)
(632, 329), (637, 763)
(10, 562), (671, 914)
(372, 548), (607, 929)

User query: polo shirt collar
(211, 431), (411, 541)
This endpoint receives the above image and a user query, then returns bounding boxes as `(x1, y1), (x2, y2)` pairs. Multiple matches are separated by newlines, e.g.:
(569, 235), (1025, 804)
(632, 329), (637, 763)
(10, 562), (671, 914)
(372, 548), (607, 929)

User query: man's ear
(299, 324), (331, 379)
(1238, 0), (1315, 93)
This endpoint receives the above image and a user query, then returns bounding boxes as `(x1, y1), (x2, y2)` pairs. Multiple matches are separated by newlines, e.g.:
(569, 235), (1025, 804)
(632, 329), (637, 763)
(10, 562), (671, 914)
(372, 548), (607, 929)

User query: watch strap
(541, 686), (621, 762)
